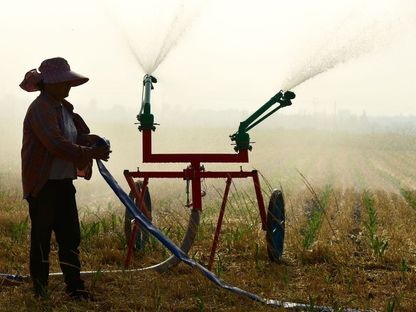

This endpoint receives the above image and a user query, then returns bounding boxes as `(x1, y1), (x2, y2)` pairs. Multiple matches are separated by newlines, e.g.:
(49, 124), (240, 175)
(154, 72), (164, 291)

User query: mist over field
(1, 94), (416, 209)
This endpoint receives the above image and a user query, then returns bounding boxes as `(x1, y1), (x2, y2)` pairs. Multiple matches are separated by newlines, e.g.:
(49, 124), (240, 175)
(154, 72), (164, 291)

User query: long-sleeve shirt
(48, 104), (78, 180)
(21, 92), (94, 199)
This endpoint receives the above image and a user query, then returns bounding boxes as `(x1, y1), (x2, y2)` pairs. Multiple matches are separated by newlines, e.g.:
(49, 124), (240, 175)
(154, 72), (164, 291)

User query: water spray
(281, 1), (415, 91)
(105, 0), (204, 74)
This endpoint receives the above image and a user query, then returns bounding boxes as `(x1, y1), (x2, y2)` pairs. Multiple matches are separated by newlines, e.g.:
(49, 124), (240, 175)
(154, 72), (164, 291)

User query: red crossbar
(142, 130), (249, 163)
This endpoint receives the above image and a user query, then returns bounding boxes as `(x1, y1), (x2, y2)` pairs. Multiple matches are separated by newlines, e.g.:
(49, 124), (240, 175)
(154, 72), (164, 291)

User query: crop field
(0, 127), (416, 311)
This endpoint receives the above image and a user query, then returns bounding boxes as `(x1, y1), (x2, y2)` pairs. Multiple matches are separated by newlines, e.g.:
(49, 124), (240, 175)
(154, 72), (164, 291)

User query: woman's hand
(80, 134), (101, 146)
(91, 145), (111, 161)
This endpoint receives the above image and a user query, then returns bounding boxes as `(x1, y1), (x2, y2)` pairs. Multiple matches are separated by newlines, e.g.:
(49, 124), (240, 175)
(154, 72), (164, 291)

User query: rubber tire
(153, 208), (200, 273)
(125, 181), (152, 251)
(266, 189), (285, 262)
(124, 181), (201, 272)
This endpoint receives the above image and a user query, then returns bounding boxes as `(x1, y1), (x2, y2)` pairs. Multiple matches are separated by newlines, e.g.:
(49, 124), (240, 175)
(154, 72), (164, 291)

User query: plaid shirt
(21, 92), (94, 199)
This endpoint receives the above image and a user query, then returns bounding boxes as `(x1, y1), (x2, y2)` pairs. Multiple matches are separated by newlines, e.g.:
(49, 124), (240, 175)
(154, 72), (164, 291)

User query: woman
(20, 57), (111, 299)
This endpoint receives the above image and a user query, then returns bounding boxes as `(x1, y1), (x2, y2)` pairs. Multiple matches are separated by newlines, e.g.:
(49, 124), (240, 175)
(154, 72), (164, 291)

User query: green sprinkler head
(283, 90), (295, 100)
(278, 90), (296, 107)
(143, 74), (157, 84)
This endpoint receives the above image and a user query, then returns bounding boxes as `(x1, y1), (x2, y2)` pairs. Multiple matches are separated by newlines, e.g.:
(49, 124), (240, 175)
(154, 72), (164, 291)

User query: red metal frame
(124, 129), (267, 270)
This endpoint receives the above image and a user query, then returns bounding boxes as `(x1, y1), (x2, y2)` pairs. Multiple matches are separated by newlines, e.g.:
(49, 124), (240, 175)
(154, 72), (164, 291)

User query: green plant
(196, 294), (205, 312)
(302, 203), (323, 250)
(386, 296), (400, 312)
(301, 184), (332, 251)
(280, 268), (290, 288)
(115, 230), (127, 248)
(111, 213), (119, 231)
(91, 268), (103, 288)
(215, 254), (225, 276)
(399, 259), (409, 273)
(9, 217), (29, 242)
(400, 188), (416, 211)
(254, 242), (260, 270)
(306, 296), (318, 312)
(362, 190), (388, 257)
(154, 289), (162, 311)
(99, 216), (110, 233)
(80, 220), (101, 240)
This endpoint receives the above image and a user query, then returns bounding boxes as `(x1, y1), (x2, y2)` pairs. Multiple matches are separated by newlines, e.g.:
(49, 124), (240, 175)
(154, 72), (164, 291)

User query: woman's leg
(28, 181), (56, 296)
(53, 180), (85, 295)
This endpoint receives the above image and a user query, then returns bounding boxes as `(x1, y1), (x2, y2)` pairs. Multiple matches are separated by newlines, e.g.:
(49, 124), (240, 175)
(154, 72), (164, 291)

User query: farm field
(0, 127), (416, 311)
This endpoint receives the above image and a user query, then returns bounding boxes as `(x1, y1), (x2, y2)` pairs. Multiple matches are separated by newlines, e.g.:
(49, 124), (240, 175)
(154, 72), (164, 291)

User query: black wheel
(125, 181), (152, 251)
(266, 189), (285, 261)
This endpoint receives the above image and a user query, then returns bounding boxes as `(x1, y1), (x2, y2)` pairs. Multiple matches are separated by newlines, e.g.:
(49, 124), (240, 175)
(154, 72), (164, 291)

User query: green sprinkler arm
(138, 74), (158, 131)
(230, 90), (295, 151)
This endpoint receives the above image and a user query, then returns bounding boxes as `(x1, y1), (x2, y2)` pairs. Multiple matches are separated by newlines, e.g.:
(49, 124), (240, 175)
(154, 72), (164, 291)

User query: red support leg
(139, 178), (151, 220)
(124, 222), (138, 268)
(252, 171), (267, 230)
(124, 172), (151, 219)
(191, 162), (203, 211)
(123, 175), (152, 268)
(208, 177), (232, 271)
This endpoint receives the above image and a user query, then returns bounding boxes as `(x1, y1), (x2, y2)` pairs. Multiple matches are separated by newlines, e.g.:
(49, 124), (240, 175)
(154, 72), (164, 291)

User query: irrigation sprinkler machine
(123, 74), (296, 271)
(1, 74), (296, 295)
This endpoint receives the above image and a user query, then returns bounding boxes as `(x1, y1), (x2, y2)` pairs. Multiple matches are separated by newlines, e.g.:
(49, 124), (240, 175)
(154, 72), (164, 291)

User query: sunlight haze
(1, 0), (415, 117)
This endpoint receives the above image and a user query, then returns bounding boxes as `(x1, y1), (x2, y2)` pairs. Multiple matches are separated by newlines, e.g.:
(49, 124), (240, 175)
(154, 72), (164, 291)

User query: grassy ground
(1, 186), (415, 311)
(1, 129), (416, 311)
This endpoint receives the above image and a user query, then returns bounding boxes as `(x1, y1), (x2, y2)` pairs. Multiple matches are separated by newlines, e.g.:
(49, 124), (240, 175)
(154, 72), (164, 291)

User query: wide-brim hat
(39, 57), (89, 86)
(19, 57), (89, 92)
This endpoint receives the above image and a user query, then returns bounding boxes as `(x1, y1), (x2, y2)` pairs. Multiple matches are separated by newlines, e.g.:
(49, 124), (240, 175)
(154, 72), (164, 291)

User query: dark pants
(28, 179), (84, 294)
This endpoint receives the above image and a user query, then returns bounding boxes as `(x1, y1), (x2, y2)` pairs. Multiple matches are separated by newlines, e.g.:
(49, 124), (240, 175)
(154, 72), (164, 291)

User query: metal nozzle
(277, 90), (296, 107)
(282, 90), (295, 101)
(143, 74), (157, 85)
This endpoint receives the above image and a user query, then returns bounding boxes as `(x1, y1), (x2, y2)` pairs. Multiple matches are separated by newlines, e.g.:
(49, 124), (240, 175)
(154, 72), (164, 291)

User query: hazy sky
(1, 0), (416, 117)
